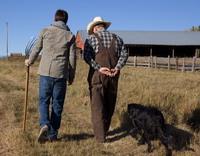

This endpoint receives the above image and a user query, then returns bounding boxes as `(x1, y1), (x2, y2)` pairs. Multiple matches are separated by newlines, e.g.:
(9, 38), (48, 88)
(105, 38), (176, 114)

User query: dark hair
(54, 9), (68, 24)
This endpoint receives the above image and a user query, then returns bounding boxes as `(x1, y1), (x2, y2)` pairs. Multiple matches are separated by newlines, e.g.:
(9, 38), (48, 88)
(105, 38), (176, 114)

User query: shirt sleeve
(68, 35), (76, 81)
(83, 38), (101, 70)
(28, 29), (45, 64)
(115, 37), (129, 70)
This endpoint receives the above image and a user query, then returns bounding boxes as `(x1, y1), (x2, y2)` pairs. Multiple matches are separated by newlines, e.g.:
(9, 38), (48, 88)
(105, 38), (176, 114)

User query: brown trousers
(88, 70), (119, 142)
(87, 33), (119, 142)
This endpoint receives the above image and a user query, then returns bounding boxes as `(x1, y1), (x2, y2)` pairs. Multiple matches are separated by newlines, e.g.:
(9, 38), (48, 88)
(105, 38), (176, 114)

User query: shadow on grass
(60, 133), (94, 142)
(107, 103), (194, 152)
(106, 111), (132, 143)
(187, 108), (200, 132)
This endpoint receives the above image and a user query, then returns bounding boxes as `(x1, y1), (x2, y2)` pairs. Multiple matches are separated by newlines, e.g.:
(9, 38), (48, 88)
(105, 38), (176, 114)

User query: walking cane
(23, 37), (37, 132)
(23, 65), (30, 131)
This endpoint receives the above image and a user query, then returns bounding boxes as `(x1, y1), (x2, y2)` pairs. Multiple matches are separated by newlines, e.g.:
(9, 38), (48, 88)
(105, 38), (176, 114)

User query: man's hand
(98, 67), (111, 76)
(25, 59), (30, 66)
(68, 79), (73, 86)
(110, 68), (120, 77)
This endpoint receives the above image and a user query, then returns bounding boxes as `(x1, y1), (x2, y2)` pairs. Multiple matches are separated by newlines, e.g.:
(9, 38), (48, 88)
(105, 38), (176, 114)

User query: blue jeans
(39, 75), (67, 139)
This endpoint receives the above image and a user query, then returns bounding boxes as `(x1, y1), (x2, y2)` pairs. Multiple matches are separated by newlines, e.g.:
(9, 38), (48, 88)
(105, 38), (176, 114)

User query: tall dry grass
(0, 58), (200, 156)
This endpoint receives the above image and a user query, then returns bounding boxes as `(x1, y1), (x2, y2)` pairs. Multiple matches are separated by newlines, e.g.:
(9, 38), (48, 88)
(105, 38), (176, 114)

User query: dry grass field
(0, 58), (200, 156)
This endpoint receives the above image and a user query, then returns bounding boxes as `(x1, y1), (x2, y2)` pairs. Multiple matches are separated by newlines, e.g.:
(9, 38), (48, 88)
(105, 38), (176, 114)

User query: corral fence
(127, 56), (200, 72)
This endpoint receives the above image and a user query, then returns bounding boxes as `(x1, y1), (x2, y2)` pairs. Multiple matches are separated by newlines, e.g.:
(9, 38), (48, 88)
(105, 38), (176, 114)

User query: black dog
(128, 103), (173, 156)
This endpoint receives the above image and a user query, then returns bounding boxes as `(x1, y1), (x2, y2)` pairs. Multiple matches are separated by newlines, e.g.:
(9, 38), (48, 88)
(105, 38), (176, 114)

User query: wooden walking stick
(23, 65), (30, 131)
(23, 37), (37, 132)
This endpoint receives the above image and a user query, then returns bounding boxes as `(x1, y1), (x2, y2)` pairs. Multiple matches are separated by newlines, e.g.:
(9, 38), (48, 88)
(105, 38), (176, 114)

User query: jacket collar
(51, 21), (70, 31)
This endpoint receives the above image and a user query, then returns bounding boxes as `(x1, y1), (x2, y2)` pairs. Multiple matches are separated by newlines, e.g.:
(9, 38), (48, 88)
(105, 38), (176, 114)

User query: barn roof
(76, 30), (200, 47)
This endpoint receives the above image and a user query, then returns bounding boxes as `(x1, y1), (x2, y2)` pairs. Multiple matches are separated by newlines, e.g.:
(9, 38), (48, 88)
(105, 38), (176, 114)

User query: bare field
(0, 58), (200, 156)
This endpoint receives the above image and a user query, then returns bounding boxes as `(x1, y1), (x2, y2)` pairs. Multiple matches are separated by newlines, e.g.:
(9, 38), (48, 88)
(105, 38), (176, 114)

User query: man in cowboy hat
(84, 16), (129, 142)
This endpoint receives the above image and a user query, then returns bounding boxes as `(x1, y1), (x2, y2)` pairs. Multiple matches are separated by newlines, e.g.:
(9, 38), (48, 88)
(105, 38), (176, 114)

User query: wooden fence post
(134, 56), (137, 67)
(175, 57), (178, 70)
(150, 48), (153, 57)
(154, 56), (157, 68)
(172, 48), (175, 58)
(192, 56), (196, 72)
(182, 58), (185, 72)
(168, 55), (170, 70)
(148, 56), (151, 68)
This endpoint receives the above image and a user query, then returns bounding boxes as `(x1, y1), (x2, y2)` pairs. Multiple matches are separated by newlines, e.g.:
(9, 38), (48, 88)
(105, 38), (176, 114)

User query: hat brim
(87, 21), (111, 35)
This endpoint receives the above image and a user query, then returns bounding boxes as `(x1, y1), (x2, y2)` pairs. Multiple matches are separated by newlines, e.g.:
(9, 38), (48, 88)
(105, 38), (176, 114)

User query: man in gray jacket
(25, 9), (76, 143)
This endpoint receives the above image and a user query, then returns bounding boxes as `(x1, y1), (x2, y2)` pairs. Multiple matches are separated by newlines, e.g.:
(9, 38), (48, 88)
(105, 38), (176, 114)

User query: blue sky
(0, 0), (200, 56)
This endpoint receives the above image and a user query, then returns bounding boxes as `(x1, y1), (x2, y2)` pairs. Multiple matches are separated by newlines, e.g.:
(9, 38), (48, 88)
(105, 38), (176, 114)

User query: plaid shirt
(84, 30), (128, 70)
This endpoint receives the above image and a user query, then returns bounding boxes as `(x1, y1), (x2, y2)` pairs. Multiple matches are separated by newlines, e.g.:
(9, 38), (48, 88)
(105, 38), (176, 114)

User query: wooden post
(175, 57), (178, 70)
(195, 49), (197, 58)
(23, 66), (30, 131)
(149, 48), (153, 68)
(150, 48), (152, 57)
(182, 58), (185, 72)
(154, 56), (157, 68)
(6, 22), (9, 60)
(195, 49), (199, 58)
(172, 48), (175, 58)
(168, 55), (170, 70)
(134, 56), (137, 67)
(148, 56), (151, 68)
(151, 56), (153, 67)
(192, 56), (196, 72)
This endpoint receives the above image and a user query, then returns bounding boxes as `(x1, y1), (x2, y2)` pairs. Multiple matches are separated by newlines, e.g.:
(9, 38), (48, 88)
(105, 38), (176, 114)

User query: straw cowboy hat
(87, 16), (111, 35)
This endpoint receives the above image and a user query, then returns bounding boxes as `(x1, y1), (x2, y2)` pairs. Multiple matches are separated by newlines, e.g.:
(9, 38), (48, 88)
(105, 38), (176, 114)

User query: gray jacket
(29, 21), (76, 80)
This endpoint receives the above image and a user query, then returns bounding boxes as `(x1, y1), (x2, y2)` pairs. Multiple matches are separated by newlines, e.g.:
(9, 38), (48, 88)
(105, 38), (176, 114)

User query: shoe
(48, 135), (58, 142)
(37, 125), (48, 143)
